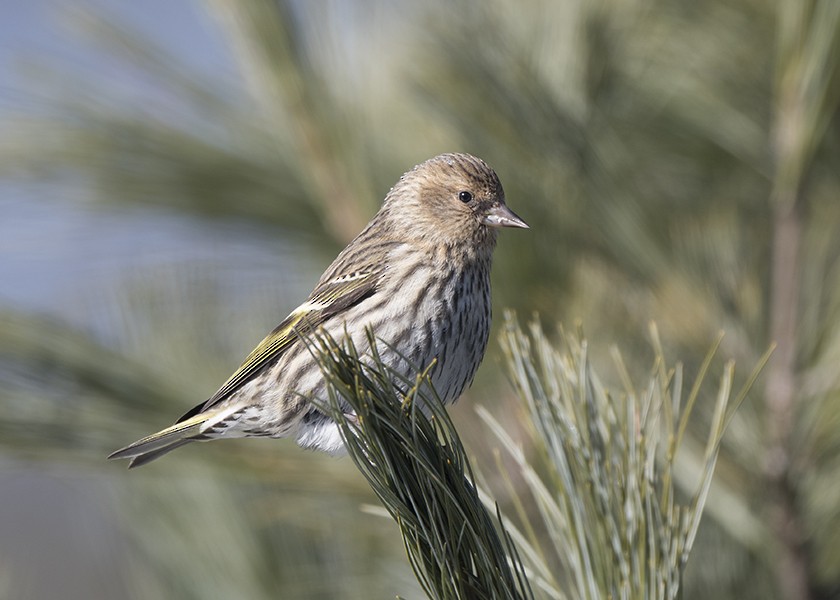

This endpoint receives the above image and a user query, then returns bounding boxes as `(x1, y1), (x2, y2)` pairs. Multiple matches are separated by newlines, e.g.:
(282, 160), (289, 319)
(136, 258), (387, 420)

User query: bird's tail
(108, 406), (238, 468)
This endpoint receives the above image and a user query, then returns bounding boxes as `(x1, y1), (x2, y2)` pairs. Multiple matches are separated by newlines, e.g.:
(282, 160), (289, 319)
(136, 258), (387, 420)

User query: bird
(109, 153), (528, 468)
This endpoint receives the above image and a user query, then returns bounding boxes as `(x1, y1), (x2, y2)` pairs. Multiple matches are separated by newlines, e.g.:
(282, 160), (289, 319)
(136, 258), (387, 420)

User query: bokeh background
(1, 1), (839, 599)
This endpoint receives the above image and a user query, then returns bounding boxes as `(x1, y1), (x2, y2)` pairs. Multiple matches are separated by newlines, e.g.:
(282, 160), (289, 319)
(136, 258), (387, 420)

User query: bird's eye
(458, 191), (473, 203)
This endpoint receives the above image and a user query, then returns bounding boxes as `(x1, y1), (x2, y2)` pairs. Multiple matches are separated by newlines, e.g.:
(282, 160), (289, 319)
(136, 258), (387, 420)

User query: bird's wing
(176, 267), (381, 422)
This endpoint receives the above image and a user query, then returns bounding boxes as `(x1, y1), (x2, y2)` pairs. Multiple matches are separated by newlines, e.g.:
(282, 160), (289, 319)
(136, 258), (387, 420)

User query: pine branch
(308, 316), (765, 600)
(486, 313), (770, 600)
(311, 329), (534, 600)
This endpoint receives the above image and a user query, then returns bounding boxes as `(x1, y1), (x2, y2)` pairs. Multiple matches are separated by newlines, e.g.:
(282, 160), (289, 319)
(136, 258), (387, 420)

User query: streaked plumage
(109, 153), (527, 467)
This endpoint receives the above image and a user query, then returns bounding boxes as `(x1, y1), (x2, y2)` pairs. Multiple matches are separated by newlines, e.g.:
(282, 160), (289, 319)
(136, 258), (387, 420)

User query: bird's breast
(364, 248), (492, 403)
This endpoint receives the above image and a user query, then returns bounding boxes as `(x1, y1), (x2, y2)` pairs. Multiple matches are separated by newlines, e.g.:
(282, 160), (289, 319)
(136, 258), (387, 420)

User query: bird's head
(381, 153), (528, 250)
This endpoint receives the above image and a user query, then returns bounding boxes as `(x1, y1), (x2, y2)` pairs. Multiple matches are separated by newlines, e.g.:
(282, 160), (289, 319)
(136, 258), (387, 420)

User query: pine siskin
(109, 153), (528, 467)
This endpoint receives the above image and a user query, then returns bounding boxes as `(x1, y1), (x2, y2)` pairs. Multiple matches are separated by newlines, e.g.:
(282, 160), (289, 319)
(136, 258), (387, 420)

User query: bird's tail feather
(108, 407), (236, 468)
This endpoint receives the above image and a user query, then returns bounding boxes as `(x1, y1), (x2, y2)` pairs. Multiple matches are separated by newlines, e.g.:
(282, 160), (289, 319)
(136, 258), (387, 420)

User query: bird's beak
(482, 203), (529, 229)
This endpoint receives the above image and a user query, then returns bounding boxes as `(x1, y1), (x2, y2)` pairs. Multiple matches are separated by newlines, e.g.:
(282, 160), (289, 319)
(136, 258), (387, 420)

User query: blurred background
(1, 0), (839, 598)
